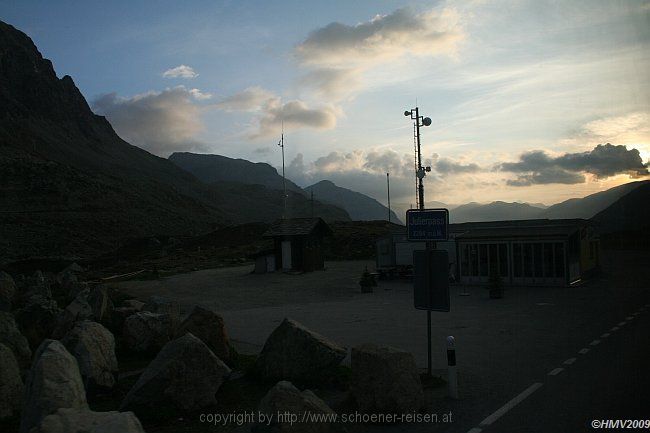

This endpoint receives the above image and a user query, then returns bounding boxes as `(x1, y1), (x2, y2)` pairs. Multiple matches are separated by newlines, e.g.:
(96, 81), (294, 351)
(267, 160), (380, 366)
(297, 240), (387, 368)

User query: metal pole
(280, 127), (286, 219)
(415, 107), (425, 212)
(447, 336), (458, 399)
(387, 172), (391, 223)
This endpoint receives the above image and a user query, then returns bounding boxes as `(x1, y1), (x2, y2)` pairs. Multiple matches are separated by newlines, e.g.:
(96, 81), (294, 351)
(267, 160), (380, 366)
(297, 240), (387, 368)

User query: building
(263, 218), (332, 272)
(376, 219), (599, 286)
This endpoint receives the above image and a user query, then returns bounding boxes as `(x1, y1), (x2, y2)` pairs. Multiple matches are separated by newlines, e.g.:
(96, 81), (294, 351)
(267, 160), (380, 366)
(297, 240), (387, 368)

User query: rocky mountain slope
(306, 180), (401, 223)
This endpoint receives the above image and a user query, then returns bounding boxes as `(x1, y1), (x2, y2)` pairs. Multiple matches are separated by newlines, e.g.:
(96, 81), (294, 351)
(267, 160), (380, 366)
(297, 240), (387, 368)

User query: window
(470, 244), (479, 277)
(461, 244), (469, 277)
(513, 243), (522, 277)
(489, 244), (498, 277)
(499, 244), (508, 277)
(524, 243), (533, 277)
(554, 243), (565, 277)
(533, 243), (542, 277)
(543, 243), (554, 277)
(479, 244), (488, 277)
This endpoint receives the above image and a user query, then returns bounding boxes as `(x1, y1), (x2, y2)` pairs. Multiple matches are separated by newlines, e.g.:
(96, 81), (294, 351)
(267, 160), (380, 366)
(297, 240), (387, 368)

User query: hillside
(306, 180), (402, 223)
(450, 201), (544, 223)
(542, 181), (649, 219)
(169, 152), (304, 193)
(592, 182), (650, 234)
(0, 21), (348, 262)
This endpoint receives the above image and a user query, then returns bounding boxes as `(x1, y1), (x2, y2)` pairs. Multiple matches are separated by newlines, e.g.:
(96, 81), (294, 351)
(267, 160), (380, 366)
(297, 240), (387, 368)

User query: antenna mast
(278, 120), (287, 218)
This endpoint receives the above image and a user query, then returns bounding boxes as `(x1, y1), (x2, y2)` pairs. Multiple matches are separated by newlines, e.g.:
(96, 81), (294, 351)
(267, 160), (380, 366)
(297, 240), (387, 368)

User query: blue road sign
(406, 208), (449, 241)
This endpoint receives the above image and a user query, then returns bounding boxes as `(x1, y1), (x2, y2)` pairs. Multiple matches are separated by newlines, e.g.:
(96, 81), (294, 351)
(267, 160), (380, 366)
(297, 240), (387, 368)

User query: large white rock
(350, 344), (424, 414)
(20, 340), (88, 433)
(87, 286), (113, 324)
(122, 311), (172, 352)
(121, 333), (231, 413)
(175, 305), (230, 361)
(61, 321), (118, 390)
(257, 381), (338, 433)
(254, 318), (346, 383)
(51, 289), (93, 339)
(0, 311), (32, 370)
(31, 408), (145, 433)
(0, 343), (23, 420)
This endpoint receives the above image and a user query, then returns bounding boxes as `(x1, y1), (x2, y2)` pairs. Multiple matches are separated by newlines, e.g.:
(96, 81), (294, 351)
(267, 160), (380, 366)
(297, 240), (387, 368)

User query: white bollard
(447, 335), (459, 399)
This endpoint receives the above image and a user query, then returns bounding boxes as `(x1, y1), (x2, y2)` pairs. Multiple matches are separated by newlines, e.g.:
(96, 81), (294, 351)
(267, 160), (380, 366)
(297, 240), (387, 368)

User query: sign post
(407, 208), (450, 376)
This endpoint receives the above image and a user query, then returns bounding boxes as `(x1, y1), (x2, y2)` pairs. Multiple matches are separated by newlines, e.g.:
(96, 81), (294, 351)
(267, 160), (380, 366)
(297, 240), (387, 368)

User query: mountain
(541, 181), (649, 219)
(168, 152), (349, 222)
(0, 21), (348, 261)
(591, 182), (650, 234)
(306, 180), (402, 223)
(450, 201), (544, 223)
(169, 152), (304, 193)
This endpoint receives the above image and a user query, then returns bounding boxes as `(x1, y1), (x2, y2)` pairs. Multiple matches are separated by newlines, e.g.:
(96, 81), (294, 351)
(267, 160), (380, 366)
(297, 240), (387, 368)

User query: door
(281, 241), (292, 270)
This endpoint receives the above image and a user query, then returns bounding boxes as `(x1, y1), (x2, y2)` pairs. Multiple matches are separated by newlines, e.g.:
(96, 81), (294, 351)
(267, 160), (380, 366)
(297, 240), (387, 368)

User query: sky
(3, 0), (649, 208)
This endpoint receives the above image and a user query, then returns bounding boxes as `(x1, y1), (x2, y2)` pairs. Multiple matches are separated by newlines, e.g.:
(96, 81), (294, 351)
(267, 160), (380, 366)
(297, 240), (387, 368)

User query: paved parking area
(118, 258), (650, 432)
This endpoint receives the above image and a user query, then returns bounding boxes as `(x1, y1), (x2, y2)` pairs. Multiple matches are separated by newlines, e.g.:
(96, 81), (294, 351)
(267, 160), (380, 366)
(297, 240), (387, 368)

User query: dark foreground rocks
(0, 343), (23, 420)
(176, 305), (230, 361)
(0, 311), (32, 370)
(350, 344), (424, 414)
(20, 340), (88, 433)
(121, 332), (231, 413)
(61, 320), (119, 391)
(255, 380), (340, 433)
(30, 408), (145, 433)
(254, 318), (347, 384)
(122, 311), (173, 352)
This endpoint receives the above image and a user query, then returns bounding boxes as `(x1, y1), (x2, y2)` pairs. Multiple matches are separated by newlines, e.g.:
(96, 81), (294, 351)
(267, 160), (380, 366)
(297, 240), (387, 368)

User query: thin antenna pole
(387, 172), (391, 223)
(278, 120), (287, 218)
(310, 189), (314, 218)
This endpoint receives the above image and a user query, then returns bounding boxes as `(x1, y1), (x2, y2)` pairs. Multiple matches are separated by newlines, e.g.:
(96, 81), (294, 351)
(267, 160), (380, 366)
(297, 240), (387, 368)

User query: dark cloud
(253, 147), (272, 155)
(434, 157), (481, 175)
(500, 143), (649, 186)
(92, 87), (208, 156)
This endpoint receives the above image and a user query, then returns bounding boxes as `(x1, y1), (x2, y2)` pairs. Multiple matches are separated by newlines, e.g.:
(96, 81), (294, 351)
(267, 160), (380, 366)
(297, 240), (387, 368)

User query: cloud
(189, 88), (212, 100)
(254, 99), (339, 138)
(162, 65), (198, 79)
(296, 7), (462, 68)
(253, 146), (272, 155)
(499, 143), (649, 186)
(294, 7), (463, 99)
(433, 156), (481, 175)
(92, 86), (207, 156)
(216, 86), (277, 112)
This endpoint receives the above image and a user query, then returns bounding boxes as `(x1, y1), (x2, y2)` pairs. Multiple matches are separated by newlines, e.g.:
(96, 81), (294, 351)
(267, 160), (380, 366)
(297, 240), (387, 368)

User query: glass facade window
(499, 244), (508, 277)
(523, 243), (533, 277)
(543, 243), (554, 277)
(479, 244), (488, 277)
(461, 244), (469, 276)
(533, 243), (543, 277)
(554, 242), (565, 278)
(513, 243), (522, 277)
(470, 244), (479, 276)
(489, 244), (498, 276)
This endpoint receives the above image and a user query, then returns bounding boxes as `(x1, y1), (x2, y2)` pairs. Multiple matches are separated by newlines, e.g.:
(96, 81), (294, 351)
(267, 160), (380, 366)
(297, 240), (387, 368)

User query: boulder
(111, 307), (138, 332)
(254, 318), (346, 383)
(14, 295), (62, 350)
(350, 344), (424, 414)
(51, 289), (93, 339)
(66, 282), (89, 303)
(61, 321), (118, 390)
(0, 343), (23, 420)
(31, 408), (145, 433)
(20, 271), (52, 300)
(87, 286), (113, 324)
(121, 333), (231, 413)
(176, 305), (230, 361)
(143, 296), (180, 329)
(20, 340), (88, 433)
(122, 299), (145, 311)
(0, 311), (32, 370)
(122, 311), (172, 352)
(256, 381), (339, 433)
(0, 271), (16, 311)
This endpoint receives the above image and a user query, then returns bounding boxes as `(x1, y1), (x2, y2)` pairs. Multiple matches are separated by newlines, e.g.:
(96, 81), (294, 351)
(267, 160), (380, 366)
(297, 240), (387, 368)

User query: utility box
(413, 249), (450, 312)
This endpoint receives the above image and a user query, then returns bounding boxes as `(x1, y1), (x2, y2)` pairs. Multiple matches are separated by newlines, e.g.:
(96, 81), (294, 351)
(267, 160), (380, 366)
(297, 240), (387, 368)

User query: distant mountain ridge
(172, 152), (399, 224)
(169, 152), (304, 193)
(306, 180), (402, 224)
